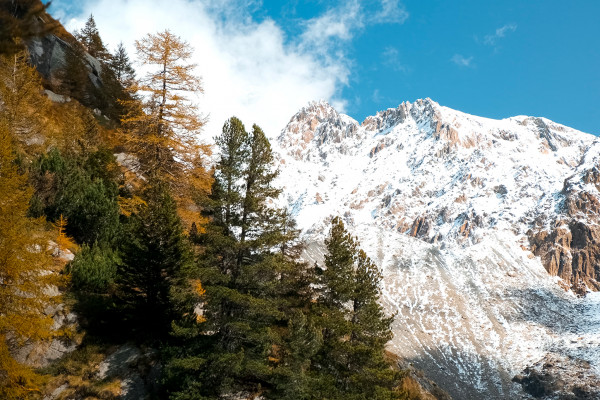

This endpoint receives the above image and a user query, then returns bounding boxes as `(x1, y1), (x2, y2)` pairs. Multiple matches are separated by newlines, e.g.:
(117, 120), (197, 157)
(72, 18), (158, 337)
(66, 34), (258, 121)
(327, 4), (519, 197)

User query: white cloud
(483, 23), (517, 45)
(451, 54), (473, 67)
(300, 0), (362, 53)
(371, 0), (409, 24)
(60, 0), (351, 142)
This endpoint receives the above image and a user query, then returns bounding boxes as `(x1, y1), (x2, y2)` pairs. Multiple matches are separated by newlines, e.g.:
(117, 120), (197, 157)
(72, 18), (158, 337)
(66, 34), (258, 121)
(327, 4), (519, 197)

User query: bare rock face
(513, 354), (600, 399)
(529, 162), (600, 293)
(25, 16), (108, 111)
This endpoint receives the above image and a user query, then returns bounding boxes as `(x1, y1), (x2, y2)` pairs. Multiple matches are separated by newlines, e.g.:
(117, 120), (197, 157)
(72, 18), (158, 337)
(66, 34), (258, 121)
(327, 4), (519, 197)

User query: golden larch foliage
(0, 123), (61, 398)
(192, 279), (207, 324)
(0, 50), (51, 156)
(53, 214), (75, 252)
(120, 29), (213, 231)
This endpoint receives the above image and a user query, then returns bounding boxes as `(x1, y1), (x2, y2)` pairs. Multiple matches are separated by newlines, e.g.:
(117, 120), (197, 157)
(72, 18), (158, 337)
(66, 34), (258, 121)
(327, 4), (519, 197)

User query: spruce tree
(75, 14), (110, 61)
(165, 117), (318, 399)
(110, 42), (135, 87)
(119, 180), (193, 336)
(312, 217), (403, 399)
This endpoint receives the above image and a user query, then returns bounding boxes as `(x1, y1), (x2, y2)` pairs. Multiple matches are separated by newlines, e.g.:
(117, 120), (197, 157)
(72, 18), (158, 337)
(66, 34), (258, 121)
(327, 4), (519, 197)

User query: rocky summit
(274, 99), (600, 399)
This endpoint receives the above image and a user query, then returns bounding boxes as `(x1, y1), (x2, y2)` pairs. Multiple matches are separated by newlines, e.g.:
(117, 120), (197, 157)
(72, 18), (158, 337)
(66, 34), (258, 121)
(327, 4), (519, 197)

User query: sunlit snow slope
(274, 99), (600, 399)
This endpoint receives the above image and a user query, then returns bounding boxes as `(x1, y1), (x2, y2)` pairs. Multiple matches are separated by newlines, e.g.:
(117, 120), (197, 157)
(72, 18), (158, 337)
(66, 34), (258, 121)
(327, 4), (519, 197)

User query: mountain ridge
(274, 99), (600, 398)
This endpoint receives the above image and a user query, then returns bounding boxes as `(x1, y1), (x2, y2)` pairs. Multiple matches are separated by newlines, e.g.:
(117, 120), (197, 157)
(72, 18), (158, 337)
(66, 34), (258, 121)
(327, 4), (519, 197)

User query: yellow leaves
(192, 280), (207, 324)
(0, 124), (61, 398)
(0, 337), (45, 399)
(118, 195), (147, 217)
(192, 279), (206, 297)
(54, 214), (75, 252)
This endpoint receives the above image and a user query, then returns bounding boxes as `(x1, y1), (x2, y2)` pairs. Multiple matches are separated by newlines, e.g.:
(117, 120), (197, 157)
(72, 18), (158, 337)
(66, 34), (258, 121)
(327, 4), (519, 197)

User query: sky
(49, 0), (600, 139)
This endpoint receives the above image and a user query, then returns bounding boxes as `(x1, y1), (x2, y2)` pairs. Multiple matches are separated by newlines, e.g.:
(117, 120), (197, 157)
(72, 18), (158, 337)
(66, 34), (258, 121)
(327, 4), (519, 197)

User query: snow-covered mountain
(274, 99), (600, 399)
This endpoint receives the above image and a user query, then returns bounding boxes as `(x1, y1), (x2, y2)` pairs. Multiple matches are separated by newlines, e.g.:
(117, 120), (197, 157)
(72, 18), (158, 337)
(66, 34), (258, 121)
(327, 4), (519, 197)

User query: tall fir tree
(312, 217), (403, 400)
(119, 180), (194, 336)
(110, 42), (135, 87)
(75, 14), (110, 61)
(164, 117), (319, 399)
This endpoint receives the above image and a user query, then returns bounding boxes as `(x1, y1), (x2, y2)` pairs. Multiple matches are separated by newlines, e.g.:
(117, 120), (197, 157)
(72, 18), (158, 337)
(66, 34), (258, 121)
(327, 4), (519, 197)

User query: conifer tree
(123, 29), (205, 178)
(119, 180), (193, 335)
(0, 0), (58, 55)
(110, 42), (135, 87)
(75, 14), (110, 61)
(312, 217), (402, 399)
(165, 117), (318, 399)
(122, 29), (211, 229)
(0, 122), (60, 399)
(0, 49), (51, 155)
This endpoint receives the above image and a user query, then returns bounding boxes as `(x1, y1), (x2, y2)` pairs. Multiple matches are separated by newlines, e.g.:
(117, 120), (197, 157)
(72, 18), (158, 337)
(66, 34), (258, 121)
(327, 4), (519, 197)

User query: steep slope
(275, 99), (600, 399)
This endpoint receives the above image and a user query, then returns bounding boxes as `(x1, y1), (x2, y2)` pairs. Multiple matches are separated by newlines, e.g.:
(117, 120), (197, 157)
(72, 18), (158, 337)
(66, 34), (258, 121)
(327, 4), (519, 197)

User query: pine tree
(110, 42), (135, 87)
(119, 180), (194, 336)
(312, 217), (403, 399)
(0, 122), (61, 399)
(164, 118), (318, 399)
(75, 14), (110, 61)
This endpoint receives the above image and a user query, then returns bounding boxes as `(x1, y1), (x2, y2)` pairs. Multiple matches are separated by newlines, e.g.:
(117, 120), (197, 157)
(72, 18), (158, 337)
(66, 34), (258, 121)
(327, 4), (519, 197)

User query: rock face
(274, 99), (600, 399)
(25, 14), (110, 111)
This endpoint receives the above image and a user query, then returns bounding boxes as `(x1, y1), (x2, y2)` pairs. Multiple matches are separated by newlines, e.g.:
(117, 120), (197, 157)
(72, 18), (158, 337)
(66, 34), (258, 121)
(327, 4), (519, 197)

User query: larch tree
(0, 122), (61, 399)
(0, 0), (58, 55)
(122, 29), (210, 229)
(0, 49), (51, 155)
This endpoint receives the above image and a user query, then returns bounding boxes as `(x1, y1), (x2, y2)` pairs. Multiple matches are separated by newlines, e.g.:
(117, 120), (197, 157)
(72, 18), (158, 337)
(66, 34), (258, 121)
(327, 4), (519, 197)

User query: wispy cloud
(451, 54), (474, 68)
(483, 23), (517, 45)
(300, 0), (362, 51)
(301, 0), (409, 50)
(370, 0), (409, 24)
(382, 46), (407, 72)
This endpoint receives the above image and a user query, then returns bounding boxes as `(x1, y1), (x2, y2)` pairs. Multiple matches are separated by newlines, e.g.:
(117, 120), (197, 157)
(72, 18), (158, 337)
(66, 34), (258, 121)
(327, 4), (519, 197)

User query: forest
(0, 2), (437, 399)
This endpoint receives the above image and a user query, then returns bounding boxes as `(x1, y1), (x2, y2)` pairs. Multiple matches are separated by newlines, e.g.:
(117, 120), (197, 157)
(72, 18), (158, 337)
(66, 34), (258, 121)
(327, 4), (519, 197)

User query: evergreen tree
(60, 42), (89, 103)
(164, 118), (318, 399)
(0, 122), (61, 399)
(29, 148), (121, 246)
(119, 181), (193, 336)
(110, 42), (135, 87)
(312, 217), (403, 399)
(75, 14), (110, 61)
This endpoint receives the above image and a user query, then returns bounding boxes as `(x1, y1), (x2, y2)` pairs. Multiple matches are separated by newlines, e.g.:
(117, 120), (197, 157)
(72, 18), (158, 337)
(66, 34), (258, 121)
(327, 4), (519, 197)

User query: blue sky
(52, 0), (599, 136)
